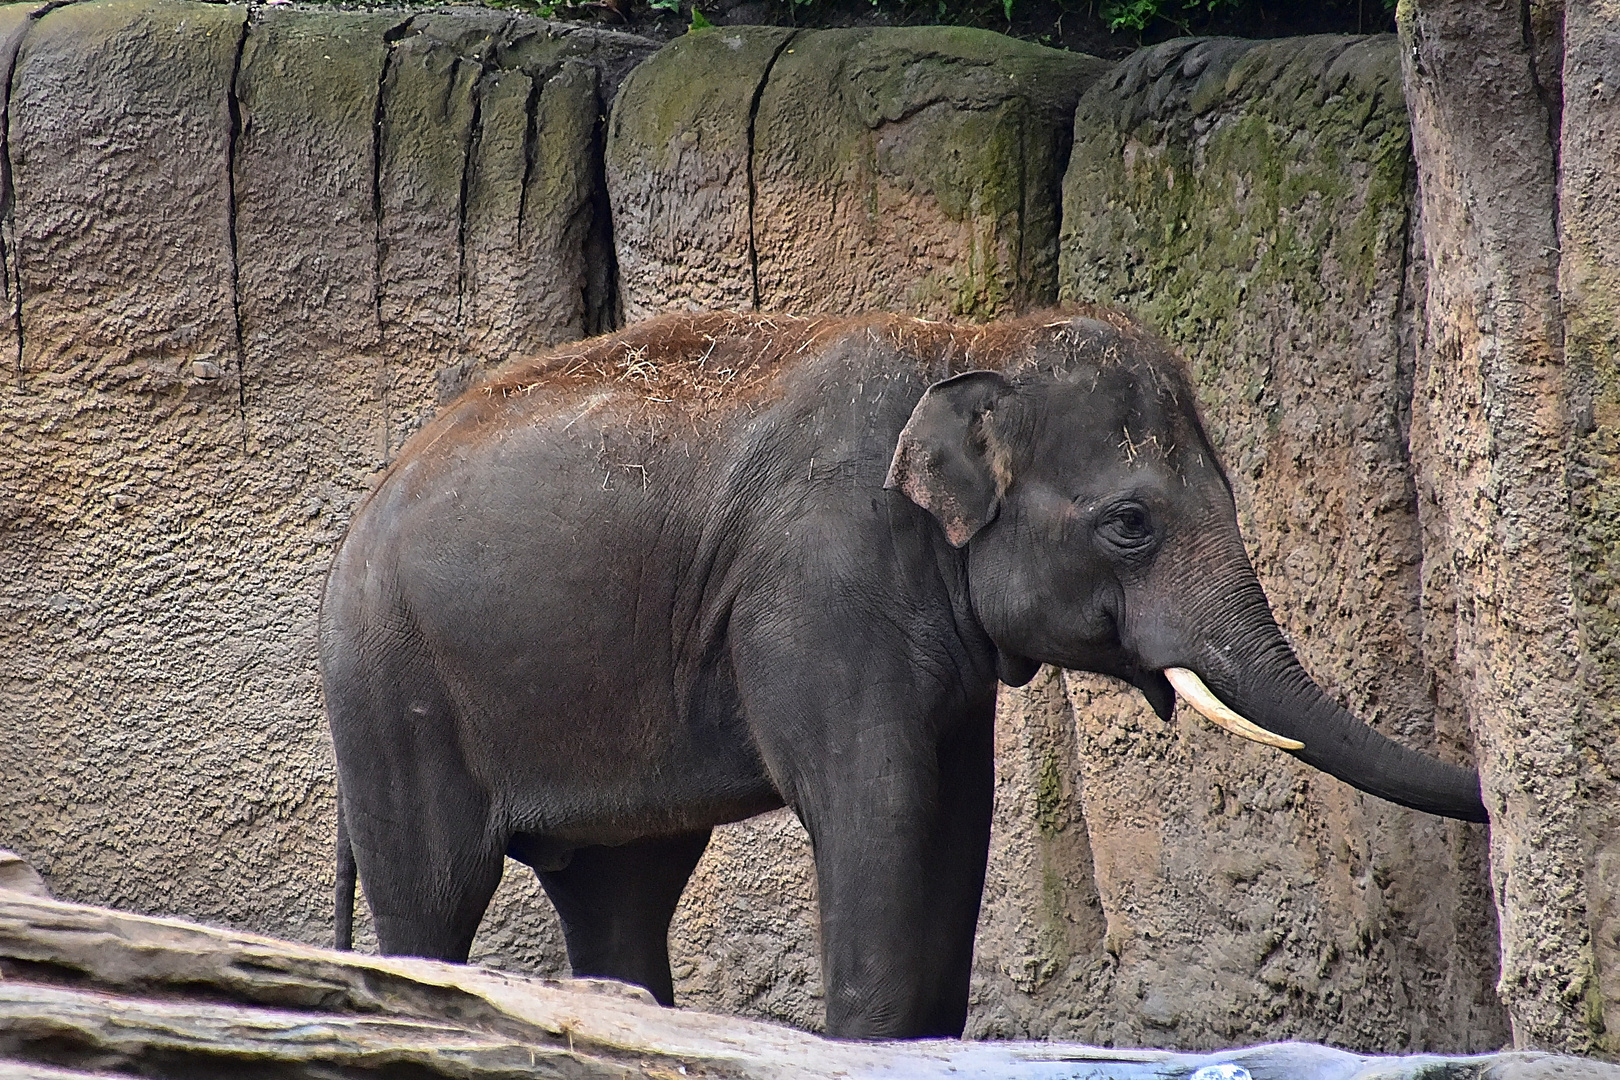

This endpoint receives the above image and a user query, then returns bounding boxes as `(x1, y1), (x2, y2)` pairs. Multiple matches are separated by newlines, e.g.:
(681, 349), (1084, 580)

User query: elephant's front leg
(799, 710), (996, 1039)
(730, 525), (1002, 1037)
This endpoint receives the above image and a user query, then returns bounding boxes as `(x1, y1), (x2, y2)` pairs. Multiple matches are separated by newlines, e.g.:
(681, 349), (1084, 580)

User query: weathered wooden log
(0, 982), (639, 1080)
(2, 887), (1617, 1079)
(0, 858), (46, 901)
(0, 1062), (121, 1080)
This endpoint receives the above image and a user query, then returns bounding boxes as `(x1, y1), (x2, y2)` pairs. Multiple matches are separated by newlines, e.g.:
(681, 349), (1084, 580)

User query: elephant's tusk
(1162, 667), (1305, 750)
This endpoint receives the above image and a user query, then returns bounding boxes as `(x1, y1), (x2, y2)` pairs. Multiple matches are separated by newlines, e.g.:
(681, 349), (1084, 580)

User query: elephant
(320, 307), (1486, 1040)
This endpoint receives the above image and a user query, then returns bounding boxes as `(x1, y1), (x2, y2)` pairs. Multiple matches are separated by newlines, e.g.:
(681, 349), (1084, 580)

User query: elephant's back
(483, 311), (851, 419)
(319, 304), (1069, 679)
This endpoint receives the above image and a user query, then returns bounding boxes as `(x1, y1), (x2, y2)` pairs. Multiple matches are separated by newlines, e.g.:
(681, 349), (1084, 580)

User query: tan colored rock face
(0, 0), (652, 958)
(1561, 0), (1620, 1053)
(606, 26), (794, 321)
(607, 25), (1108, 322)
(4, 0), (293, 934)
(1056, 35), (1507, 1050)
(1399, 0), (1592, 1053)
(751, 27), (1109, 318)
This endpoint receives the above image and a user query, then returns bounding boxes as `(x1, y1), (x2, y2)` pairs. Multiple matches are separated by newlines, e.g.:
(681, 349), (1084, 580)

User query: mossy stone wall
(1057, 35), (1507, 1049)
(751, 27), (1108, 317)
(605, 25), (794, 320)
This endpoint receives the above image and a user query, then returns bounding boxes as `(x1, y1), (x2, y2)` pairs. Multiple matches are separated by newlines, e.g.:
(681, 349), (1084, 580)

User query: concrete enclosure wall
(3, 0), (1616, 1056)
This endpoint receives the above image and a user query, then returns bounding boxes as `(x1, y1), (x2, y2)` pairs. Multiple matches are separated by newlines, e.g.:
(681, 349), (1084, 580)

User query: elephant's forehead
(1026, 368), (1199, 458)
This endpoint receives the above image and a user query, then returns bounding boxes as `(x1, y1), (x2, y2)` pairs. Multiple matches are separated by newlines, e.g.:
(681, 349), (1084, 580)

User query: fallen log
(0, 882), (1614, 1080)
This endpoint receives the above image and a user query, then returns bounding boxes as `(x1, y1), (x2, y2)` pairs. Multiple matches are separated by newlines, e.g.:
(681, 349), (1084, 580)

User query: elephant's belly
(480, 720), (784, 844)
(445, 651), (781, 843)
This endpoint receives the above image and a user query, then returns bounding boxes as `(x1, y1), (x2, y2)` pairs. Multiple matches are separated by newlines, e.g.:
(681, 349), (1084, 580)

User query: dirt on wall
(4, 0), (1610, 1058)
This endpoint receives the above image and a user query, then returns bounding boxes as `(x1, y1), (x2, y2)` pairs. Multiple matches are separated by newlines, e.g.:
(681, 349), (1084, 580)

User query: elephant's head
(885, 313), (1487, 823)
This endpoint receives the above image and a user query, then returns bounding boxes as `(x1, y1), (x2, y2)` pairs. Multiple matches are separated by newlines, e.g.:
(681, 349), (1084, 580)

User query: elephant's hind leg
(330, 675), (505, 962)
(344, 794), (505, 963)
(530, 831), (712, 1005)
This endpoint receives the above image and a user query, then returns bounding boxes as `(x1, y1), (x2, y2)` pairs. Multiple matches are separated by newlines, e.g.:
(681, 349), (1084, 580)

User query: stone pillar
(1562, 0), (1620, 1054)
(1060, 33), (1507, 1050)
(1399, 0), (1587, 1051)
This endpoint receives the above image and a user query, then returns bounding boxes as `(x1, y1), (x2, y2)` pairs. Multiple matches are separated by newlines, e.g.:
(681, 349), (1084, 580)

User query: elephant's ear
(884, 370), (1013, 548)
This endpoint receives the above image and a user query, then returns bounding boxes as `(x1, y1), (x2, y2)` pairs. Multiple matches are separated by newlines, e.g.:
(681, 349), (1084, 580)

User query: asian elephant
(320, 308), (1486, 1040)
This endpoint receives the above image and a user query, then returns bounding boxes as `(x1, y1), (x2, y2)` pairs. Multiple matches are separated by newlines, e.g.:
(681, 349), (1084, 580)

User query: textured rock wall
(7, 0), (1619, 1058)
(1564, 0), (1620, 1053)
(0, 0), (653, 963)
(1397, 0), (1585, 1053)
(1053, 35), (1505, 1051)
(749, 28), (1108, 316)
(604, 25), (792, 319)
(606, 25), (1108, 321)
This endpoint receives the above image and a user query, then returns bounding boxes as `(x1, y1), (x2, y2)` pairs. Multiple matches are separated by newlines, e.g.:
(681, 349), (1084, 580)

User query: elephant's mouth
(1162, 667), (1303, 750)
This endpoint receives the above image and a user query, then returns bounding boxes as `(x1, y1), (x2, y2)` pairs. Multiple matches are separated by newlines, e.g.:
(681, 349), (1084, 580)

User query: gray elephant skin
(320, 308), (1487, 1039)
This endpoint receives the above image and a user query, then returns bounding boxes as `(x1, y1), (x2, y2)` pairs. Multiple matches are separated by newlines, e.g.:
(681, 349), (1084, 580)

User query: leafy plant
(1101, 0), (1235, 32)
(1101, 0), (1395, 33)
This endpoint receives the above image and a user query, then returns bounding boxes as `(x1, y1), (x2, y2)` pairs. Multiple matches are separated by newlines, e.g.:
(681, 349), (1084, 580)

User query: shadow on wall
(0, 2), (1506, 1054)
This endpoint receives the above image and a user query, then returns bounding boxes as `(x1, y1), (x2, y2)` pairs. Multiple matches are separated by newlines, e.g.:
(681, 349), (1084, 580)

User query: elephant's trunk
(1196, 649), (1486, 822)
(1150, 563), (1488, 824)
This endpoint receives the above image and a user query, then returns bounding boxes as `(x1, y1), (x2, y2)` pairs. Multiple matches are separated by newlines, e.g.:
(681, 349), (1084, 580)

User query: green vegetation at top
(691, 0), (1395, 55)
(312, 0), (1398, 60)
(1096, 0), (1394, 34)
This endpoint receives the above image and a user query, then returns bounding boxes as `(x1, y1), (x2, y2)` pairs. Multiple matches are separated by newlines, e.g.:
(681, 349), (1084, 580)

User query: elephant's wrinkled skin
(321, 309), (1486, 1039)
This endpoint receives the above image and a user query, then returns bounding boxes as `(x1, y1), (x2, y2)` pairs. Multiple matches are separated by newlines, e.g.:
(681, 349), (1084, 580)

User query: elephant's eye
(1096, 503), (1155, 551)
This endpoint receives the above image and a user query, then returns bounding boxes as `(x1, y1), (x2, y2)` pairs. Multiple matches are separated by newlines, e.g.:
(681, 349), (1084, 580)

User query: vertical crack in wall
(0, 2), (65, 390)
(514, 69), (543, 250)
(744, 31), (796, 312)
(1046, 92), (1082, 314)
(455, 39), (499, 332)
(224, 10), (249, 454)
(1519, 0), (1564, 185)
(1013, 107), (1028, 311)
(583, 67), (620, 336)
(1391, 153), (1419, 490)
(372, 16), (416, 466)
(1, 29), (24, 391)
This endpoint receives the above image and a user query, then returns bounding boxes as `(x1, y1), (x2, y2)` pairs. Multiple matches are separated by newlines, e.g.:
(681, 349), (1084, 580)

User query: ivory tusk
(1163, 667), (1305, 750)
